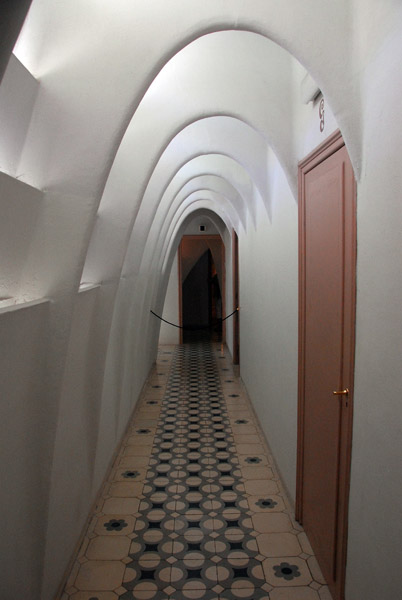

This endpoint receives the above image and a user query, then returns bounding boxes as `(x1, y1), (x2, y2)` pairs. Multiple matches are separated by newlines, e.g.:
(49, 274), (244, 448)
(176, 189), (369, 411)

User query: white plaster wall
(344, 4), (402, 597)
(159, 252), (180, 345)
(0, 3), (401, 600)
(0, 54), (39, 180)
(43, 285), (101, 597)
(238, 151), (298, 500)
(0, 172), (43, 298)
(0, 299), (50, 600)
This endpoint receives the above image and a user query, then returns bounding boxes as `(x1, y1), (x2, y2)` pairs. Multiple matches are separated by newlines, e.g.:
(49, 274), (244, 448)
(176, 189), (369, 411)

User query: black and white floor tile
(60, 342), (332, 600)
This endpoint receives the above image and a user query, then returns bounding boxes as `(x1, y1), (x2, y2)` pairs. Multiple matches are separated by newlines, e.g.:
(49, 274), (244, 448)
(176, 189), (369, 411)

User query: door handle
(333, 388), (349, 396)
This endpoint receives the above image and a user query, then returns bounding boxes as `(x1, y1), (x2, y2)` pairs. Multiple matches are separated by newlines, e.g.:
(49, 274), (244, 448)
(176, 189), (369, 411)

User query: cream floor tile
(123, 445), (153, 457)
(108, 481), (143, 497)
(232, 425), (258, 435)
(136, 411), (161, 419)
(118, 455), (150, 468)
(101, 496), (140, 514)
(241, 466), (274, 480)
(132, 419), (159, 427)
(75, 560), (125, 590)
(245, 479), (280, 495)
(236, 443), (265, 455)
(233, 434), (263, 444)
(86, 536), (131, 560)
(256, 532), (302, 557)
(252, 512), (293, 533)
(127, 434), (156, 445)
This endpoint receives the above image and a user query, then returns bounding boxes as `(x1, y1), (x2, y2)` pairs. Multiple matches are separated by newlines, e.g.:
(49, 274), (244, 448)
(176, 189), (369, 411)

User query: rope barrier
(150, 307), (239, 330)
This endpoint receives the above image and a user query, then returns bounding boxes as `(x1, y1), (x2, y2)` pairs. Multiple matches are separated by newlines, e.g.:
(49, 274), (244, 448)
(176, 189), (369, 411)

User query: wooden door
(232, 230), (240, 364)
(296, 131), (356, 600)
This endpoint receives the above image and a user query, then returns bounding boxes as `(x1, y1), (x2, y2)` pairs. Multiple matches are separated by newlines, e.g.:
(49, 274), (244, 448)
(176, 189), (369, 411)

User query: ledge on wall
(0, 296), (50, 314)
(78, 282), (101, 293)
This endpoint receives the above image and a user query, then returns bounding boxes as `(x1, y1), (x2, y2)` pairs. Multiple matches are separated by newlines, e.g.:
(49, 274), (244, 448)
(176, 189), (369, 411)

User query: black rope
(221, 308), (240, 322)
(150, 307), (239, 330)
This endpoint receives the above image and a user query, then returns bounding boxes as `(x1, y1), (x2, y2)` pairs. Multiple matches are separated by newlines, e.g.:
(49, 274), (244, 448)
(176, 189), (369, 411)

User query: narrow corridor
(60, 343), (331, 600)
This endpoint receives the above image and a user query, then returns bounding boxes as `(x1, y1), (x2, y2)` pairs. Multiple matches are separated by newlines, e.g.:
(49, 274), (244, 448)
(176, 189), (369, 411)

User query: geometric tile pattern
(121, 343), (267, 599)
(59, 342), (332, 600)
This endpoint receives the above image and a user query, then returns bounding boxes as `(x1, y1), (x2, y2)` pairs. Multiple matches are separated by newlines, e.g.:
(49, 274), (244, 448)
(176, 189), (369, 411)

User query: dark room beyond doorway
(179, 235), (225, 343)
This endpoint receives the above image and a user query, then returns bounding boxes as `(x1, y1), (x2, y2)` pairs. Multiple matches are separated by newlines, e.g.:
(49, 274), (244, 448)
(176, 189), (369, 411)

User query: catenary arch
(83, 113), (276, 285)
(119, 189), (238, 344)
(140, 201), (234, 357)
(109, 155), (257, 382)
(118, 148), (268, 297)
(107, 200), (233, 410)
(141, 146), (267, 234)
(81, 30), (328, 285)
(82, 112), (262, 284)
(102, 129), (293, 406)
(116, 114), (292, 291)
(116, 165), (250, 288)
(166, 177), (248, 230)
(94, 127), (276, 425)
(15, 2), (357, 198)
(160, 176), (248, 231)
(117, 138), (288, 336)
(117, 126), (276, 278)
(122, 153), (259, 278)
(78, 15), (349, 542)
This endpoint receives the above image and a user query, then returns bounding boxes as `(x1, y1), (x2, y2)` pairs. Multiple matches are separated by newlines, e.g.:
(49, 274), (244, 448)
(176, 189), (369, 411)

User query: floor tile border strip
(225, 359), (296, 520)
(216, 347), (333, 597)
(55, 351), (174, 600)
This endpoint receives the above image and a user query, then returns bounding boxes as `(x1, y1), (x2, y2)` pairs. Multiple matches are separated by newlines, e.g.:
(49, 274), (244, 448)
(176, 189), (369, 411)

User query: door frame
(232, 229), (240, 365)
(178, 234), (226, 343)
(296, 130), (356, 600)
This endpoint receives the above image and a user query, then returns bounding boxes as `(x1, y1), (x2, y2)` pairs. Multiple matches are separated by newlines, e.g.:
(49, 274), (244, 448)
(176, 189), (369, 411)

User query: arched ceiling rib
(80, 31), (298, 286)
(159, 202), (232, 277)
(15, 1), (355, 198)
(170, 175), (248, 230)
(119, 143), (273, 286)
(83, 115), (277, 284)
(121, 188), (238, 282)
(78, 25), (351, 292)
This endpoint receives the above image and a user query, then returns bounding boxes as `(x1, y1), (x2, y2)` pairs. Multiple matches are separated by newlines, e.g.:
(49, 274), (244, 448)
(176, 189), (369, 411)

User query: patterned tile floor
(59, 342), (332, 600)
